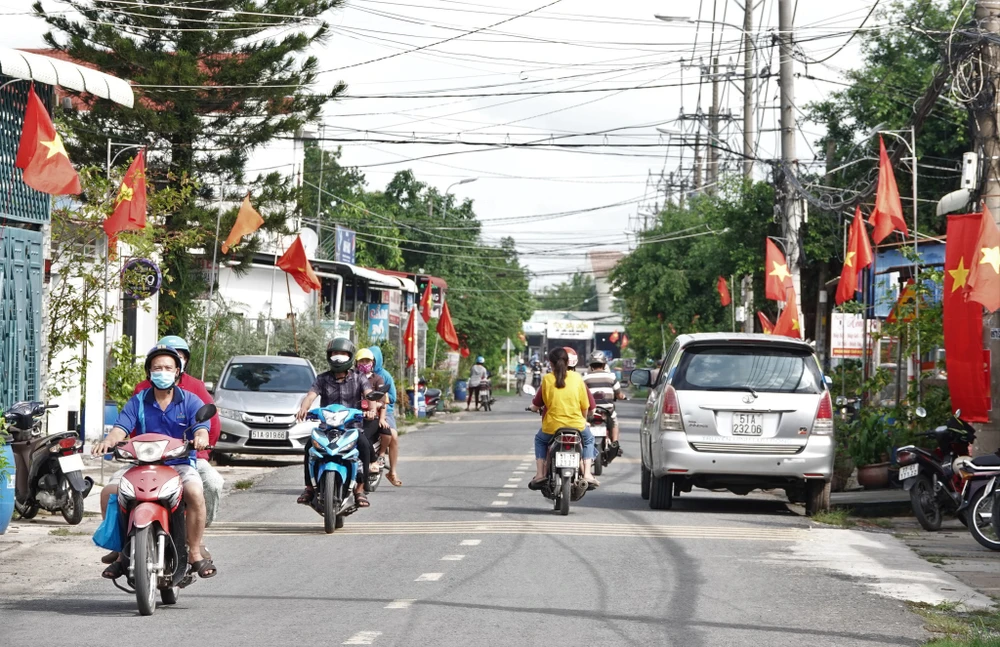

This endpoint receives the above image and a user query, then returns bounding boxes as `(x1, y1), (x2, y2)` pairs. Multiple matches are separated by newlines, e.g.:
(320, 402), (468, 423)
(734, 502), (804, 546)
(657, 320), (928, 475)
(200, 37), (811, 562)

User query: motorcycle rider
(355, 348), (401, 487)
(528, 347), (599, 489)
(92, 345), (216, 581)
(583, 351), (625, 459)
(515, 359), (527, 394)
(531, 360), (543, 389)
(295, 338), (377, 508)
(466, 355), (490, 411)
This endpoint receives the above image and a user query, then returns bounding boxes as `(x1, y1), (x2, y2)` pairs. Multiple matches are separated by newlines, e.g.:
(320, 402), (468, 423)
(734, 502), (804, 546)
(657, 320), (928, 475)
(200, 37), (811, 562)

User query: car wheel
(804, 480), (831, 516)
(649, 474), (673, 510)
(640, 463), (651, 500)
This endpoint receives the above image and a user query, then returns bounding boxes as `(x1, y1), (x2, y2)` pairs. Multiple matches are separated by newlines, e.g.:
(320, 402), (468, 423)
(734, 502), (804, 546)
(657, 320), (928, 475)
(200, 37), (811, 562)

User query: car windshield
(674, 346), (823, 394)
(221, 362), (314, 393)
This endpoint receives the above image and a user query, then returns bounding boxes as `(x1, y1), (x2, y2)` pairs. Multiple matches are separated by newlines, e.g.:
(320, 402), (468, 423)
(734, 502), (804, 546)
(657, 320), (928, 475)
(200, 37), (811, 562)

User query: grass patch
(48, 528), (88, 537)
(866, 517), (896, 529)
(909, 602), (1000, 646)
(448, 406), (462, 414)
(921, 554), (948, 565)
(811, 508), (856, 528)
(233, 479), (254, 490)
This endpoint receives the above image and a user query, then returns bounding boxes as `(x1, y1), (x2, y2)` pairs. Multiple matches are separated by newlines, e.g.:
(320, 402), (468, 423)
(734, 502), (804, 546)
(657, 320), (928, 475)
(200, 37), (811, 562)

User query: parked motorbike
(478, 378), (493, 412)
(108, 403), (216, 616)
(834, 395), (861, 425)
(6, 401), (93, 524)
(954, 452), (1000, 551)
(304, 403), (365, 533)
(895, 409), (975, 531)
(419, 378), (442, 418)
(523, 385), (589, 515)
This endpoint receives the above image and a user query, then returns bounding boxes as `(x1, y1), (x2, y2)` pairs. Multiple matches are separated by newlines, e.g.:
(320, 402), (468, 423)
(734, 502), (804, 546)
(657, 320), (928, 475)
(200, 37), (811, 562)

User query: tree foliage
(535, 273), (598, 311)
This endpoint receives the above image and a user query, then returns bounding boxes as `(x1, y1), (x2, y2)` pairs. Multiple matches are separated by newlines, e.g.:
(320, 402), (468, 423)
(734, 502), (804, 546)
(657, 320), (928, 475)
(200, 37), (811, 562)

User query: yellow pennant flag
(221, 193), (264, 253)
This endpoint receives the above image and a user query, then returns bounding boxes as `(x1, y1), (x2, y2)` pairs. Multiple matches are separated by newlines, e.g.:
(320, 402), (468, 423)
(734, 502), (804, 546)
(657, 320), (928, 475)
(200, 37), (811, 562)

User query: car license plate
(250, 429), (288, 441)
(57, 453), (84, 473)
(899, 463), (919, 480)
(732, 412), (763, 436)
(554, 452), (579, 468)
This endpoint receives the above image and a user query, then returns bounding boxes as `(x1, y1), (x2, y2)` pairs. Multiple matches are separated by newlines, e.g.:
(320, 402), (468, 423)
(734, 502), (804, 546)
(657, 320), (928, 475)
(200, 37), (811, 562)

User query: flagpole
(200, 186), (224, 381)
(730, 274), (736, 332)
(265, 243), (279, 355)
(412, 305), (419, 417)
(285, 273), (299, 355)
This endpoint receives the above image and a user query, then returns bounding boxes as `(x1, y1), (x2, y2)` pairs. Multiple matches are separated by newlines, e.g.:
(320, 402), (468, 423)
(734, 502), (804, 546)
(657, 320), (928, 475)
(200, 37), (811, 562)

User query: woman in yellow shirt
(529, 347), (598, 488)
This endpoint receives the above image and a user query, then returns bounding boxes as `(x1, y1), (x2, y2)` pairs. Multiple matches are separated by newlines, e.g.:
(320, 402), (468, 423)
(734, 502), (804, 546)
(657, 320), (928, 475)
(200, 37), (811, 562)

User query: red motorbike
(110, 404), (215, 616)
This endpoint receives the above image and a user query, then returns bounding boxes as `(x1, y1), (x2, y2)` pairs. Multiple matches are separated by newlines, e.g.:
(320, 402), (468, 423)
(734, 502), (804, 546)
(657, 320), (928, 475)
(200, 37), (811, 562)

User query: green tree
(535, 273), (598, 311)
(35, 0), (346, 332)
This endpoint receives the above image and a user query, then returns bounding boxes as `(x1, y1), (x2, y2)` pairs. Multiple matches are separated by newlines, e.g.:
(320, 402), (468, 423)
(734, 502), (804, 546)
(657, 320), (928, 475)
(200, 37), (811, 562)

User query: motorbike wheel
(160, 586), (179, 605)
(593, 445), (604, 477)
(968, 487), (1000, 551)
(910, 475), (942, 531)
(14, 502), (39, 520)
(640, 463), (651, 500)
(133, 526), (158, 616)
(61, 489), (84, 525)
(559, 477), (571, 516)
(323, 475), (342, 535)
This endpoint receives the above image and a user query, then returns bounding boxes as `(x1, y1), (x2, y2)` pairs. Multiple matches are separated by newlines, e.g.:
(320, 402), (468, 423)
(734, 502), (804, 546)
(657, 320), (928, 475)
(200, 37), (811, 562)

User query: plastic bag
(92, 493), (123, 551)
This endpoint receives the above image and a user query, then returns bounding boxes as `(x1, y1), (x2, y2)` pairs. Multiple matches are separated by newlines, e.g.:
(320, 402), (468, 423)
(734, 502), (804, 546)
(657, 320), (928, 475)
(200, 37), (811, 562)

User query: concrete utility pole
(778, 0), (803, 317)
(694, 132), (703, 192)
(743, 0), (754, 179)
(976, 0), (1000, 453)
(709, 57), (720, 193)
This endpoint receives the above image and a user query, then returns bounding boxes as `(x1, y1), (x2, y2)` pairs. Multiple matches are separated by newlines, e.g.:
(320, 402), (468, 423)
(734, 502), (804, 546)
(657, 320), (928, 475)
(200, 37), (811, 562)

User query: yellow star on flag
(949, 257), (970, 292)
(792, 318), (800, 331)
(980, 245), (1000, 274)
(40, 133), (68, 159)
(116, 182), (134, 205)
(843, 251), (856, 268)
(769, 261), (791, 283)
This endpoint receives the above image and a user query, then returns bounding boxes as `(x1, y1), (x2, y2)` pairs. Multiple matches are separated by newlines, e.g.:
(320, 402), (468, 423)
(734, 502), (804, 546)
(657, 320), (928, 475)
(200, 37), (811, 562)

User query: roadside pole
(740, 0), (755, 329)
(778, 0), (803, 324)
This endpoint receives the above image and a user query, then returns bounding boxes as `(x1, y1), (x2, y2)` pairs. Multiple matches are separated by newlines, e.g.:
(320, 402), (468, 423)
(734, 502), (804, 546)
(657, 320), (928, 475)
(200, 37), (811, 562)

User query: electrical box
(962, 152), (978, 189)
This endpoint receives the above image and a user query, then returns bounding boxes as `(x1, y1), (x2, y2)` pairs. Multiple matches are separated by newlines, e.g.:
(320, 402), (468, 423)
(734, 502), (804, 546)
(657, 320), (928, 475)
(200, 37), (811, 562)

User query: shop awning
(2, 48), (134, 107)
(372, 271), (418, 293)
(374, 268), (447, 290)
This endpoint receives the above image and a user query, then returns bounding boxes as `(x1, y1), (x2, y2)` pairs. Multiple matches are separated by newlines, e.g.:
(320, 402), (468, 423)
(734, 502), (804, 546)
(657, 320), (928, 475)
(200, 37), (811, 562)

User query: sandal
(297, 487), (314, 504)
(354, 492), (370, 508)
(101, 550), (120, 565)
(102, 561), (125, 580)
(387, 473), (402, 487)
(528, 477), (546, 491)
(189, 558), (217, 579)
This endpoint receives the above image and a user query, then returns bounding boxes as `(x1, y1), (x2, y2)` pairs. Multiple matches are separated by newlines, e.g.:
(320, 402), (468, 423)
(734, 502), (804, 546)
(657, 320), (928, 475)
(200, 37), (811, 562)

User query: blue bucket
(0, 443), (15, 535)
(454, 379), (468, 403)
(406, 389), (427, 418)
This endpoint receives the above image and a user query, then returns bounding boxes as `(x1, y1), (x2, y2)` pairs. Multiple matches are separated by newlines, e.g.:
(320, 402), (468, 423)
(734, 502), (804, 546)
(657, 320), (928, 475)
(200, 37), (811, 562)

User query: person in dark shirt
(295, 338), (376, 508)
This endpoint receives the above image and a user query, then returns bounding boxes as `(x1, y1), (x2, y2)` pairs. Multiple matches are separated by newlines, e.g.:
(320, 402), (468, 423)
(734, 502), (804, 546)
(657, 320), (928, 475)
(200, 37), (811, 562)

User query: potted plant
(846, 408), (892, 489)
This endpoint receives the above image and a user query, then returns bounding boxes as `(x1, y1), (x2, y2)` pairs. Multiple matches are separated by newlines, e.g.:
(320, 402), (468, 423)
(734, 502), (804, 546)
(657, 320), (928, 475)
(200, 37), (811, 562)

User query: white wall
(216, 265), (315, 319)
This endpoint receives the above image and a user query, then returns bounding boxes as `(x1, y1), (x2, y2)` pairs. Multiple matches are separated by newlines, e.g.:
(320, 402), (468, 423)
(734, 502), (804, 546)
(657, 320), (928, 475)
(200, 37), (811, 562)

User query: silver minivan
(630, 333), (833, 515)
(210, 355), (318, 457)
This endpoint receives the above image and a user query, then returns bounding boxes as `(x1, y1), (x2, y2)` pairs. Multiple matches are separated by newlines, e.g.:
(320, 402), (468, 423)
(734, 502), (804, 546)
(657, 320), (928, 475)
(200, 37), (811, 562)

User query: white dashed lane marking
(486, 512), (502, 517)
(415, 573), (443, 582)
(502, 484), (517, 489)
(460, 539), (481, 546)
(441, 555), (465, 561)
(508, 478), (522, 482)
(343, 631), (382, 645)
(491, 500), (509, 506)
(384, 599), (415, 609)
(497, 493), (514, 497)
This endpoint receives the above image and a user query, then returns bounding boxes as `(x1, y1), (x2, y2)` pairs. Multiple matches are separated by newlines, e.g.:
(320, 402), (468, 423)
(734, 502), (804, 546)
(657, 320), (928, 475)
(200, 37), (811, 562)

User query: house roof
(2, 48), (133, 107)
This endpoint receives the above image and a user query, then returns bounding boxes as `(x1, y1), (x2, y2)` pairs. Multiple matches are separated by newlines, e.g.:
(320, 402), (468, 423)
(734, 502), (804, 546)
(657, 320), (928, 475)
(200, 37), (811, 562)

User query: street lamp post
(442, 178), (478, 219)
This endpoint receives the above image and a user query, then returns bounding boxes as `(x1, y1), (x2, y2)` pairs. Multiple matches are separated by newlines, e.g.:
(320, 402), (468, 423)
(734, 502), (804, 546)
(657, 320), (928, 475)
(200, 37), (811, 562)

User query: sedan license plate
(732, 412), (763, 436)
(57, 453), (84, 473)
(250, 429), (289, 441)
(899, 463), (919, 480)
(554, 452), (579, 468)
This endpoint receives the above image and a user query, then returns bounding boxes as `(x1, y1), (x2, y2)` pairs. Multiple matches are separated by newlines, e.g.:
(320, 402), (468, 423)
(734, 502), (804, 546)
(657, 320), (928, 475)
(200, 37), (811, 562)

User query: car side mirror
(824, 375), (833, 387)
(195, 404), (217, 423)
(630, 369), (651, 387)
(204, 382), (214, 394)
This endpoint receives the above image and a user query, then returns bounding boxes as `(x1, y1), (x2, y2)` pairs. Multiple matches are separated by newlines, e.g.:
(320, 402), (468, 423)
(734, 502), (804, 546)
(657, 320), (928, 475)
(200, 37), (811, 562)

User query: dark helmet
(326, 337), (357, 373)
(144, 344), (182, 376)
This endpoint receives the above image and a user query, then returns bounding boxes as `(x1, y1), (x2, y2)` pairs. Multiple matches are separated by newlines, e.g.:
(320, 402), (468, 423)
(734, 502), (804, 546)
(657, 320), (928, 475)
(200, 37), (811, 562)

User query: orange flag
(404, 307), (418, 367)
(276, 235), (321, 293)
(836, 206), (875, 305)
(717, 276), (731, 307)
(16, 85), (81, 195)
(419, 281), (434, 323)
(757, 311), (774, 334)
(968, 206), (1000, 312)
(772, 289), (802, 338)
(222, 193), (264, 253)
(765, 239), (792, 301)
(436, 300), (460, 351)
(869, 136), (909, 244)
(103, 149), (147, 253)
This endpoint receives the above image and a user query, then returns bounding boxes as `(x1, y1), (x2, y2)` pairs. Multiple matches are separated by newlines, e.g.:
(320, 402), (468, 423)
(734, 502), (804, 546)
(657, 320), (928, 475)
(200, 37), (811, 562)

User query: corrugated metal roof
(1, 48), (134, 107)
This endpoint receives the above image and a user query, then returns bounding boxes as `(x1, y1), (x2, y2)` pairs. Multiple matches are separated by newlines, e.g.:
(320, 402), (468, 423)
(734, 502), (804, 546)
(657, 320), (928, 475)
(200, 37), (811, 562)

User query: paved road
(0, 396), (937, 645)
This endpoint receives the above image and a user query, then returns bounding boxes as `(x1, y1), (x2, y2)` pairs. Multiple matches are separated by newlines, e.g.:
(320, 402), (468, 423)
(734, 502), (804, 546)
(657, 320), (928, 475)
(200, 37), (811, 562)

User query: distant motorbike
(478, 378), (493, 412)
(896, 409), (975, 531)
(6, 401), (93, 524)
(531, 365), (542, 390)
(590, 393), (616, 477)
(834, 395), (861, 425)
(304, 404), (365, 534)
(524, 385), (588, 515)
(515, 371), (526, 395)
(418, 378), (442, 418)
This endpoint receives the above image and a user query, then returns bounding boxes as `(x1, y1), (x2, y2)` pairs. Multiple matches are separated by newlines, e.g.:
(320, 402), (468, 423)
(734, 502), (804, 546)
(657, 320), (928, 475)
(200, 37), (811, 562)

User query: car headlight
(218, 408), (245, 421)
(118, 474), (136, 501)
(158, 475), (182, 509)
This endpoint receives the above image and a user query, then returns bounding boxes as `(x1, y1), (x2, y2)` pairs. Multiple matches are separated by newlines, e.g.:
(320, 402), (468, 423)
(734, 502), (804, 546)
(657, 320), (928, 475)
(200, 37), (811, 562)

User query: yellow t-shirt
(539, 371), (589, 435)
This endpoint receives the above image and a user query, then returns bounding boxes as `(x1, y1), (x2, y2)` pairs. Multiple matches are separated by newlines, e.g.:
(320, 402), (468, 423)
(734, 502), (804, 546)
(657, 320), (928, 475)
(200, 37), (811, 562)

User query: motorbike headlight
(133, 440), (168, 463)
(321, 409), (351, 428)
(158, 475), (182, 509)
(163, 444), (189, 460)
(118, 475), (136, 501)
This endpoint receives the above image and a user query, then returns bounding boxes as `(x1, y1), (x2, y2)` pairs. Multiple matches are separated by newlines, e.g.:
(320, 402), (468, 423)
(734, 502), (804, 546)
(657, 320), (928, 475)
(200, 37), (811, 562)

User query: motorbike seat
(970, 454), (1000, 468)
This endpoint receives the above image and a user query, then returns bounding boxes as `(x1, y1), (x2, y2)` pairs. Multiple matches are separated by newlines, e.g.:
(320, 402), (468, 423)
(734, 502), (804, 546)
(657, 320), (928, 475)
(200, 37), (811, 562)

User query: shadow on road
(213, 455), (301, 468)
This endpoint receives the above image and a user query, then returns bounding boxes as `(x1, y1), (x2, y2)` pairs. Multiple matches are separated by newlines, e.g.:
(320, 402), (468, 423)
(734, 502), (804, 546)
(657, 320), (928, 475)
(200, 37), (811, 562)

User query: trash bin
(454, 379), (468, 403)
(406, 389), (427, 418)
(0, 442), (15, 535)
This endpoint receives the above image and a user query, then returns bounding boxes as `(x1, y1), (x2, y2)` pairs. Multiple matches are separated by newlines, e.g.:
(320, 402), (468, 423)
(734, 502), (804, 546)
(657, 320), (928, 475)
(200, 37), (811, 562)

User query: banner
(367, 304), (389, 342)
(335, 226), (356, 264)
(547, 320), (594, 340)
(831, 313), (880, 358)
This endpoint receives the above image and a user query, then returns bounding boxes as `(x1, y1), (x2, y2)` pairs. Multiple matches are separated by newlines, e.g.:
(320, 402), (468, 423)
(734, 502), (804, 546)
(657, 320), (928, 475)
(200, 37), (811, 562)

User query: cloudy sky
(1, 0), (880, 289)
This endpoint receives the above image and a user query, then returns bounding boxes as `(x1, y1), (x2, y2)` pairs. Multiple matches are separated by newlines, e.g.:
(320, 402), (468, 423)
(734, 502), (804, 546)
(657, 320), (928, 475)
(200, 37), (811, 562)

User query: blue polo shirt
(113, 387), (208, 465)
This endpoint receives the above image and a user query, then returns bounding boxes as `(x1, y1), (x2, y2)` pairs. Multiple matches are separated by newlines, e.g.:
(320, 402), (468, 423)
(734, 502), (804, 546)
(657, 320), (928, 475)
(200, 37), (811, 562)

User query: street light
(654, 15), (752, 36)
(443, 177), (478, 219)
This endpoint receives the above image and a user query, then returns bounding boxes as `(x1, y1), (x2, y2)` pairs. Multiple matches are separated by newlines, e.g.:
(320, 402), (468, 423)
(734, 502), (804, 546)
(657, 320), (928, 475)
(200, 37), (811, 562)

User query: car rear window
(673, 346), (823, 394)
(221, 362), (315, 393)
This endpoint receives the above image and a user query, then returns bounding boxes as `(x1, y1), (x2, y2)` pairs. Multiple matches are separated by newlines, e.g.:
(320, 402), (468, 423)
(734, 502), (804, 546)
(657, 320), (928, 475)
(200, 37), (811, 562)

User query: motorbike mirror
(915, 406), (927, 419)
(522, 384), (537, 396)
(834, 396), (847, 406)
(955, 409), (962, 418)
(366, 391), (386, 400)
(195, 404), (217, 423)
(935, 425), (948, 432)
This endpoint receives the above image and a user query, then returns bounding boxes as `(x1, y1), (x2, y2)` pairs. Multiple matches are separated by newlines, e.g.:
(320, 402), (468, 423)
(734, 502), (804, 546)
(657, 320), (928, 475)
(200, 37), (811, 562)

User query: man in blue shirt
(93, 345), (215, 581)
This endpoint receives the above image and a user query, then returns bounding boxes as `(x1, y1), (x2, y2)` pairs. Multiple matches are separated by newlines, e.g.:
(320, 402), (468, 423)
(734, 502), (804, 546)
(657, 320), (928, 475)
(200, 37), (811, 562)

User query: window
(221, 362), (315, 393)
(674, 345), (823, 394)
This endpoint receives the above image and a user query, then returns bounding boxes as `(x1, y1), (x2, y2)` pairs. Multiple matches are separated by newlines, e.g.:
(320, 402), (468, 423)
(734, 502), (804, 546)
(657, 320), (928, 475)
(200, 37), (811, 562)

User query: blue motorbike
(305, 404), (364, 534)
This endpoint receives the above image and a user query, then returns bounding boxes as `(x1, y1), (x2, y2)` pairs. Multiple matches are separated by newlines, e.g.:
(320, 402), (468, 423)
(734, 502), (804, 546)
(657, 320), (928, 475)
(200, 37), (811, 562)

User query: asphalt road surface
(1, 396), (931, 646)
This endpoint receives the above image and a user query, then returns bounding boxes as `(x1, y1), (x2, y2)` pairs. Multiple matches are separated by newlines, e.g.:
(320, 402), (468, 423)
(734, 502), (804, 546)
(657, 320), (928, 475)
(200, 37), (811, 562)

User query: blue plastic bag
(92, 493), (123, 551)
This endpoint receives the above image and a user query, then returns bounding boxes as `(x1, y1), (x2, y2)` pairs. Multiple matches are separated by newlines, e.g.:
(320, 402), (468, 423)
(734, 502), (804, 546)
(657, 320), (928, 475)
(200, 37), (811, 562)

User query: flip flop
(387, 473), (402, 487)
(189, 558), (217, 579)
(102, 561), (125, 579)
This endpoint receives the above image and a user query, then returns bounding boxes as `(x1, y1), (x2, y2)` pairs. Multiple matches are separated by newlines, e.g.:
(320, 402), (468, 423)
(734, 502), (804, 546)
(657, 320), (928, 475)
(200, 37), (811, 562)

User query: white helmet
(563, 347), (578, 369)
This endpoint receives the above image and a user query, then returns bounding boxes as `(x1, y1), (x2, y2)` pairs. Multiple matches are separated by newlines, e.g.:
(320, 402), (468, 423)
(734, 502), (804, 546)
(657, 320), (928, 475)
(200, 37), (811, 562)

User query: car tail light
(812, 392), (834, 435)
(660, 386), (682, 431)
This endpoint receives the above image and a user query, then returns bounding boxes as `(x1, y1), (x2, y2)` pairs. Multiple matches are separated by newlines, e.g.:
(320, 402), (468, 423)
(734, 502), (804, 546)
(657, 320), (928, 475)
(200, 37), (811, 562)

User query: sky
(0, 0), (881, 289)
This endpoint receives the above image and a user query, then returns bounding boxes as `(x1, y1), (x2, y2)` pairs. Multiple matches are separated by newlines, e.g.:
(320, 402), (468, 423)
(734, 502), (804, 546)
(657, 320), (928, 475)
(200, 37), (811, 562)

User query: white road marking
(343, 631), (382, 645)
(497, 492), (514, 497)
(485, 513), (502, 518)
(415, 573), (443, 582)
(491, 500), (508, 506)
(460, 539), (482, 546)
(441, 554), (465, 561)
(502, 484), (518, 489)
(512, 471), (526, 475)
(384, 599), (415, 609)
(508, 478), (522, 482)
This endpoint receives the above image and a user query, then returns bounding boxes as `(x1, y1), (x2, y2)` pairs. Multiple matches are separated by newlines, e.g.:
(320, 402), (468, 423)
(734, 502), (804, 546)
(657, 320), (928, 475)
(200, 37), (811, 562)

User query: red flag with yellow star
(765, 239), (792, 301)
(968, 206), (1000, 313)
(757, 311), (774, 334)
(103, 150), (147, 251)
(869, 136), (909, 244)
(944, 213), (990, 422)
(772, 288), (801, 338)
(419, 280), (434, 323)
(15, 85), (80, 195)
(836, 206), (874, 306)
(276, 235), (322, 293)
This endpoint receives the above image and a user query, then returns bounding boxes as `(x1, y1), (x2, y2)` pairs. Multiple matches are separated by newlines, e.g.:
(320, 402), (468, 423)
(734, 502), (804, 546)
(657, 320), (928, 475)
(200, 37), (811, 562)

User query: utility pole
(778, 0), (803, 319)
(976, 0), (1000, 453)
(694, 132), (703, 192)
(709, 57), (720, 193)
(743, 0), (754, 179)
